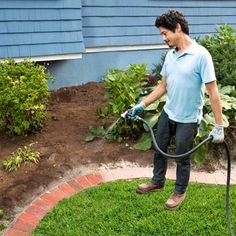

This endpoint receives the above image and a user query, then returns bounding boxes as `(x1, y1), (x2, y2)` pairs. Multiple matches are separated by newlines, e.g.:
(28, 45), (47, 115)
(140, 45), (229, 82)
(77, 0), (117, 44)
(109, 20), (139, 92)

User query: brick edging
(4, 167), (236, 236)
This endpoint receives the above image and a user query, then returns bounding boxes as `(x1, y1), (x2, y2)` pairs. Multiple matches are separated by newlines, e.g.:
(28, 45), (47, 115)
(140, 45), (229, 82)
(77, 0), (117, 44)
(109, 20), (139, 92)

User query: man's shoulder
(192, 41), (210, 56)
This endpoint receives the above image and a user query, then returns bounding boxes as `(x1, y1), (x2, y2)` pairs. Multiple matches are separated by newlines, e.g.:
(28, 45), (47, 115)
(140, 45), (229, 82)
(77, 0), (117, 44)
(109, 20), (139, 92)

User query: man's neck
(176, 35), (192, 55)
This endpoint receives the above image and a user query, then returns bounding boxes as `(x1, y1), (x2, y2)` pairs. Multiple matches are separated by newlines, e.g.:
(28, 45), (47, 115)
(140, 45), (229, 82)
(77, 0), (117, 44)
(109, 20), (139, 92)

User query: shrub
(0, 59), (54, 135)
(86, 64), (150, 142)
(199, 24), (236, 87)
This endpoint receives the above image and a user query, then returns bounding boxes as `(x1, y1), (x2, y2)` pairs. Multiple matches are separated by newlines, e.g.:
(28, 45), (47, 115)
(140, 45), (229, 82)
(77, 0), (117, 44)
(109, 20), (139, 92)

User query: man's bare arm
(205, 80), (223, 125)
(142, 78), (167, 107)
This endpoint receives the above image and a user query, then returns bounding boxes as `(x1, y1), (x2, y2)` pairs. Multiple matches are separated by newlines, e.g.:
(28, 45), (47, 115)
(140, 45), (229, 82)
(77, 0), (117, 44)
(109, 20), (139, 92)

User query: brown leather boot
(136, 182), (164, 194)
(165, 192), (186, 210)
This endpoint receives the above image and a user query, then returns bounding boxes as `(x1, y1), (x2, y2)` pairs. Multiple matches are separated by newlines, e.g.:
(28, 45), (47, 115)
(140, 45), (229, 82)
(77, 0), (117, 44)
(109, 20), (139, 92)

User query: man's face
(159, 26), (178, 48)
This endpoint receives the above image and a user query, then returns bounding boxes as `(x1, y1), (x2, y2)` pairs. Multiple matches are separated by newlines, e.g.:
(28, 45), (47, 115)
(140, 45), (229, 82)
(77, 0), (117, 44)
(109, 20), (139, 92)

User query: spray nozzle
(121, 110), (142, 121)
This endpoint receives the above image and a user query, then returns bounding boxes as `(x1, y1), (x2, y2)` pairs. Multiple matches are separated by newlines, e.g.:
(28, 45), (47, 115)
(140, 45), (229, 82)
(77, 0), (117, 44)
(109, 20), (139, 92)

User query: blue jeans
(152, 110), (198, 194)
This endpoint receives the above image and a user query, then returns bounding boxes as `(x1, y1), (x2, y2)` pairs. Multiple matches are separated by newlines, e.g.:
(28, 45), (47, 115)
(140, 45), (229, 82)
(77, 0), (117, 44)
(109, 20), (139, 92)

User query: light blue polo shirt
(161, 41), (216, 123)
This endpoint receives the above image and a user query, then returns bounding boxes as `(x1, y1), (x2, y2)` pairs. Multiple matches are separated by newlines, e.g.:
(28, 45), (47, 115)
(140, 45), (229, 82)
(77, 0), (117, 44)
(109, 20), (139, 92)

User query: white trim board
(2, 54), (83, 62)
(86, 44), (168, 53)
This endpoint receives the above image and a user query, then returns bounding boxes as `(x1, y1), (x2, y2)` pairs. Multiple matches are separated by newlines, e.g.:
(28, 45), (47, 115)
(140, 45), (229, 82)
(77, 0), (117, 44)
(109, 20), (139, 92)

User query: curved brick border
(4, 167), (236, 236)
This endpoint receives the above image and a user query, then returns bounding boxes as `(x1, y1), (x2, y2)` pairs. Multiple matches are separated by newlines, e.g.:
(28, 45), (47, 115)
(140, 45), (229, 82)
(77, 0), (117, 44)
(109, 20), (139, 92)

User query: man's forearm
(209, 91), (224, 125)
(141, 80), (166, 107)
(206, 81), (224, 125)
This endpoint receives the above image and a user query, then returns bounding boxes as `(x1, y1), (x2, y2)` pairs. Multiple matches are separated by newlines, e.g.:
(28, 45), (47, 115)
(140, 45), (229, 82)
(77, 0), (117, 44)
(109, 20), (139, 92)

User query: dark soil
(0, 82), (235, 231)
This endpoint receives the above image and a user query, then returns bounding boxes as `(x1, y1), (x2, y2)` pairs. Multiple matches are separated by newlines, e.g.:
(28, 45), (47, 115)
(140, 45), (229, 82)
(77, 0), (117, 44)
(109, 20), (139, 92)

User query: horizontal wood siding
(0, 0), (235, 59)
(0, 0), (84, 58)
(82, 0), (236, 47)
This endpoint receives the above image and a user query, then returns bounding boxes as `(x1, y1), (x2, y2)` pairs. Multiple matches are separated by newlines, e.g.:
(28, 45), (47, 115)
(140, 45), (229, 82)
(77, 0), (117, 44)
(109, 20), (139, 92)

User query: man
(127, 10), (224, 210)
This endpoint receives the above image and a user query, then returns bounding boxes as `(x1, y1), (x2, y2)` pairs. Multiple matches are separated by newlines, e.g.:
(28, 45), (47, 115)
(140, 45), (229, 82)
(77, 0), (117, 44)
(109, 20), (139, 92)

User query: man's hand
(127, 103), (145, 120)
(209, 124), (224, 143)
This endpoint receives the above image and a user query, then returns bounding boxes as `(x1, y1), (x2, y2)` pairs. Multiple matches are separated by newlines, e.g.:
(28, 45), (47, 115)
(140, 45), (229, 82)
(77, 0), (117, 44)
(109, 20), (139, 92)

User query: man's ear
(175, 23), (182, 33)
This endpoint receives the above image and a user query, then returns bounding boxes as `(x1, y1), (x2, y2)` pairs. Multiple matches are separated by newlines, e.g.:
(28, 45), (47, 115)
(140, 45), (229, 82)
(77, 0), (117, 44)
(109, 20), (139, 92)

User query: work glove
(127, 103), (145, 120)
(208, 124), (224, 143)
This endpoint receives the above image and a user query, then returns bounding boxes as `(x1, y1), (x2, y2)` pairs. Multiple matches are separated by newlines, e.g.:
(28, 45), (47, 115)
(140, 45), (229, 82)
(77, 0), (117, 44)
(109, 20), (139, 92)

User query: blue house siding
(82, 0), (236, 47)
(0, 0), (84, 58)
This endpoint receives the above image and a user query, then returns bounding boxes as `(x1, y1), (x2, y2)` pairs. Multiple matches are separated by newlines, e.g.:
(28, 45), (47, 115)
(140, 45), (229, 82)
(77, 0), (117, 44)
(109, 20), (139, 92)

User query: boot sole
(164, 203), (182, 210)
(164, 197), (186, 210)
(136, 188), (164, 194)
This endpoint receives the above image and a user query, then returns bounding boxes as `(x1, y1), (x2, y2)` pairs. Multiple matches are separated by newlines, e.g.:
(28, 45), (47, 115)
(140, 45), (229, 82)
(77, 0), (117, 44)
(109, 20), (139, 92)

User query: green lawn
(31, 179), (236, 236)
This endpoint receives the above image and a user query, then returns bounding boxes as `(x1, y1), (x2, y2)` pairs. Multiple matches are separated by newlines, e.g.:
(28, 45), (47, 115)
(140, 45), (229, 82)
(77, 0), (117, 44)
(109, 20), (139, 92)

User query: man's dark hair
(155, 10), (189, 35)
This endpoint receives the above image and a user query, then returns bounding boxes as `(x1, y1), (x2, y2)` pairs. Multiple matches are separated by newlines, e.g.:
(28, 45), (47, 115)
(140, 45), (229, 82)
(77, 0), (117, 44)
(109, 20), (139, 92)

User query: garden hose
(134, 115), (234, 236)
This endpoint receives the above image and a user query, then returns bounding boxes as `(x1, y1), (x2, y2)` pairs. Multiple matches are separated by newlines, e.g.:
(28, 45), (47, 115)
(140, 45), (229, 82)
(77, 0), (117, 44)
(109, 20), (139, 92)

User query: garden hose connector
(121, 110), (128, 118)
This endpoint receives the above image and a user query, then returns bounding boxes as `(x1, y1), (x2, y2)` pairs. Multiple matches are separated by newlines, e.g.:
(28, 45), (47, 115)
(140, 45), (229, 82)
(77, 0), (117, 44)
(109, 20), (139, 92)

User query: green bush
(0, 59), (54, 135)
(86, 64), (150, 142)
(199, 24), (236, 87)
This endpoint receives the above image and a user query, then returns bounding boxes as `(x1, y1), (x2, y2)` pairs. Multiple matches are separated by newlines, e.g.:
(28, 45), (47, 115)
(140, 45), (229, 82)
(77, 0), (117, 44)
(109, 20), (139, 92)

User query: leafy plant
(0, 209), (3, 219)
(0, 59), (54, 135)
(102, 64), (148, 118)
(199, 24), (236, 87)
(0, 223), (6, 231)
(85, 126), (106, 142)
(86, 64), (150, 142)
(2, 143), (40, 172)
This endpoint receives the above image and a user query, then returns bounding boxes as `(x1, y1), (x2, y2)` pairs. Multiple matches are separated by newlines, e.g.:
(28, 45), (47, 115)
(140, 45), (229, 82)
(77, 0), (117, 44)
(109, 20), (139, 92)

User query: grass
(31, 179), (236, 236)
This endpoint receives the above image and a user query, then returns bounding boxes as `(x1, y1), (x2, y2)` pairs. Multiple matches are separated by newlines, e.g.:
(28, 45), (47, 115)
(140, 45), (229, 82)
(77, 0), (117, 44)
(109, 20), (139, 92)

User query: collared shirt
(160, 40), (216, 123)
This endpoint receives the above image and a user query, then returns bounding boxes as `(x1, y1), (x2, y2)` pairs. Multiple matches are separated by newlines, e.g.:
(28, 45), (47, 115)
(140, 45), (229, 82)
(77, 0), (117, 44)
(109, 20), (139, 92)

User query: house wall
(48, 49), (167, 88)
(0, 0), (84, 59)
(0, 0), (235, 89)
(82, 0), (236, 47)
